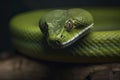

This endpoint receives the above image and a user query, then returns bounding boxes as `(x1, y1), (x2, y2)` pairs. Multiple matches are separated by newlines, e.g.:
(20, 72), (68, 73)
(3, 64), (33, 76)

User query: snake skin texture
(70, 31), (120, 57)
(10, 8), (120, 62)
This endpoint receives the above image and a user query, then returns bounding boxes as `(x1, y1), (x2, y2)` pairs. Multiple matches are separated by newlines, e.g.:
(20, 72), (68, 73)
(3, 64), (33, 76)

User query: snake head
(39, 8), (94, 49)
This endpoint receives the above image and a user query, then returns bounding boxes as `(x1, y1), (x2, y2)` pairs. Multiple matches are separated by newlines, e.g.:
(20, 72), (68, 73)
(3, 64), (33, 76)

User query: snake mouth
(48, 24), (93, 49)
(62, 23), (94, 48)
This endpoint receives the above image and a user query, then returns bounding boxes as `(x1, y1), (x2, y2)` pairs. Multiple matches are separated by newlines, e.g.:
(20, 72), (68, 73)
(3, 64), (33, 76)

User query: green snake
(10, 8), (120, 63)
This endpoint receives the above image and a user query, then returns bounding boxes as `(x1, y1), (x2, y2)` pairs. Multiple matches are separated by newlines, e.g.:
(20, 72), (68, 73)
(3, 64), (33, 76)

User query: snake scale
(10, 8), (120, 63)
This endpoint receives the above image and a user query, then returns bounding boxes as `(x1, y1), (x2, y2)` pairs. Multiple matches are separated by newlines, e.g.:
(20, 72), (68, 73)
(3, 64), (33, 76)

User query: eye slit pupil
(66, 20), (73, 31)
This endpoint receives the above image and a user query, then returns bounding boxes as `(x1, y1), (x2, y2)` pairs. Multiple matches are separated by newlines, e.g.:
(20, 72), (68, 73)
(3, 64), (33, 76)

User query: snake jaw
(61, 23), (94, 48)
(47, 23), (93, 49)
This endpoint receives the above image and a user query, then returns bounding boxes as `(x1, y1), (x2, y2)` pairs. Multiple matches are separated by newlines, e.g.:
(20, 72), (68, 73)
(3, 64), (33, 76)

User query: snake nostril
(61, 35), (64, 38)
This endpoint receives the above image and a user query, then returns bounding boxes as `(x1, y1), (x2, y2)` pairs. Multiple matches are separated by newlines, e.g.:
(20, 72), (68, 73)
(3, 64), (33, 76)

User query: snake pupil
(65, 20), (73, 32)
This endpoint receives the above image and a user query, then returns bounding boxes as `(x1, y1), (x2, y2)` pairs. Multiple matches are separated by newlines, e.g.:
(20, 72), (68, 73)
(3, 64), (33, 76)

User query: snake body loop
(10, 8), (120, 63)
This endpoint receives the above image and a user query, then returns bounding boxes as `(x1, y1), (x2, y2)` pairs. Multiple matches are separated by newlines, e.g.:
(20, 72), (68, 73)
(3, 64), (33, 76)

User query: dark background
(0, 0), (120, 52)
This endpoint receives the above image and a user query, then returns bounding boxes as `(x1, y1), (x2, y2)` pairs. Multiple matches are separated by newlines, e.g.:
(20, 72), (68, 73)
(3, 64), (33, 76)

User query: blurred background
(0, 0), (120, 52)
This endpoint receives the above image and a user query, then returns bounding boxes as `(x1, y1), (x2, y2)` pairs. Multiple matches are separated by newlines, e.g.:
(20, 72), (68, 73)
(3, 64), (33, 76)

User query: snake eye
(65, 20), (73, 32)
(40, 22), (48, 36)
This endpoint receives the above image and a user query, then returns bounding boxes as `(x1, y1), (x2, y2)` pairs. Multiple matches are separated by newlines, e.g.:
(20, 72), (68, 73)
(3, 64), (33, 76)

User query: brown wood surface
(0, 51), (120, 80)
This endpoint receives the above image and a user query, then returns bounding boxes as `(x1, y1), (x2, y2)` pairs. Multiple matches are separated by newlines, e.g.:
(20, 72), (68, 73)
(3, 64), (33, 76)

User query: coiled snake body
(10, 8), (120, 63)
